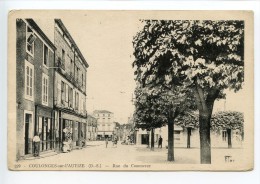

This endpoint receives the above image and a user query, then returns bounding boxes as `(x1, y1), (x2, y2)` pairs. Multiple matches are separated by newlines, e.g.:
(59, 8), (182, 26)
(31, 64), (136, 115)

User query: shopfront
(55, 109), (87, 150)
(35, 105), (55, 153)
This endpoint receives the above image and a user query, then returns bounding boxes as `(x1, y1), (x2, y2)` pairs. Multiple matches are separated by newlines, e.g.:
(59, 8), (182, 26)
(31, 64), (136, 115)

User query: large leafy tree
(211, 111), (244, 148)
(175, 112), (199, 148)
(134, 86), (167, 151)
(133, 20), (244, 163)
(134, 83), (195, 161)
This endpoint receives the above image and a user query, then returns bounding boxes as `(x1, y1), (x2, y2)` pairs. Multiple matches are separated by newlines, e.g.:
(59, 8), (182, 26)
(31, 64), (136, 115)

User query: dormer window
(26, 26), (36, 56)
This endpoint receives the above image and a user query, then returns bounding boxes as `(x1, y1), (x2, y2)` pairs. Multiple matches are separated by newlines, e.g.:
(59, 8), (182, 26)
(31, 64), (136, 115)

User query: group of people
(105, 136), (118, 148)
(62, 127), (73, 153)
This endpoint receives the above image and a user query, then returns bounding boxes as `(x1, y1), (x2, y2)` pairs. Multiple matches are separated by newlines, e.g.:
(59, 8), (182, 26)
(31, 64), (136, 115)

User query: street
(19, 141), (244, 165)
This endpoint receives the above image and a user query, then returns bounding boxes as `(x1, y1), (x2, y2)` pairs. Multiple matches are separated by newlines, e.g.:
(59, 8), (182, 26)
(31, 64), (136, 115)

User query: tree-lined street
(20, 141), (244, 165)
(132, 20), (244, 164)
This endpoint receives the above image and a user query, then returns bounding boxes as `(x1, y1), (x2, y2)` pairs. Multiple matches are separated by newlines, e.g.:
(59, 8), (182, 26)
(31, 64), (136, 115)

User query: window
(75, 92), (79, 110)
(174, 130), (181, 140)
(75, 67), (79, 82)
(65, 84), (69, 102)
(81, 73), (84, 87)
(70, 59), (73, 76)
(43, 44), (49, 67)
(103, 114), (105, 117)
(26, 26), (36, 56)
(62, 49), (65, 66)
(61, 81), (65, 104)
(42, 74), (48, 105)
(69, 87), (73, 108)
(222, 131), (227, 141)
(24, 60), (34, 101)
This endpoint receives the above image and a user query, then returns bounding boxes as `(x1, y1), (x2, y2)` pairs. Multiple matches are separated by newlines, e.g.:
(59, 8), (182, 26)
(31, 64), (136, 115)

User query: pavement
(18, 140), (244, 165)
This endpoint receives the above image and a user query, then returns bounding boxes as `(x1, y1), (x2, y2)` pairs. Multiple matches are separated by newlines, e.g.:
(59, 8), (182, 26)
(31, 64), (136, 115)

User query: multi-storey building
(16, 19), (56, 159)
(93, 110), (115, 140)
(86, 115), (98, 141)
(53, 19), (89, 150)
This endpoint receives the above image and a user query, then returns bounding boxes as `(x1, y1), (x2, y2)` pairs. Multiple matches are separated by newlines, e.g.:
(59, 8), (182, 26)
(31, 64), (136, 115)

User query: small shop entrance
(24, 113), (32, 155)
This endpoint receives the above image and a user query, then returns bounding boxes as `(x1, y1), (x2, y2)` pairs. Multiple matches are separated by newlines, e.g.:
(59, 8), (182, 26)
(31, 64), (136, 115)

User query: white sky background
(36, 13), (140, 123)
(36, 13), (245, 124)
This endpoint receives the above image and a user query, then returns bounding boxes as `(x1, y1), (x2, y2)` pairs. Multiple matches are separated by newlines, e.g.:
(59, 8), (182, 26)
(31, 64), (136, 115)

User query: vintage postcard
(8, 10), (254, 171)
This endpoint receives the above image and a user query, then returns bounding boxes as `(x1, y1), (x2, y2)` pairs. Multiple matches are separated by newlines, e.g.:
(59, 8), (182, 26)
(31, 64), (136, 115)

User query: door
(141, 134), (149, 145)
(24, 113), (32, 155)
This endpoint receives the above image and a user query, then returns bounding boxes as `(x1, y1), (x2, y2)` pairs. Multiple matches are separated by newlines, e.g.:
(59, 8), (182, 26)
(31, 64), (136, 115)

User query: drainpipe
(34, 105), (38, 134)
(53, 50), (56, 151)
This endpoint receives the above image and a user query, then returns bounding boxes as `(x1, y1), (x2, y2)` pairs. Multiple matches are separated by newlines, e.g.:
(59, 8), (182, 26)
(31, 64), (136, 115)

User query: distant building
(16, 19), (56, 159)
(93, 110), (115, 140)
(86, 115), (98, 141)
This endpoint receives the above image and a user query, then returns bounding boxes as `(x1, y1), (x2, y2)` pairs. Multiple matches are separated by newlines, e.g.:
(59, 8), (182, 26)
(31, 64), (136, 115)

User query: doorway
(141, 134), (149, 145)
(24, 113), (32, 155)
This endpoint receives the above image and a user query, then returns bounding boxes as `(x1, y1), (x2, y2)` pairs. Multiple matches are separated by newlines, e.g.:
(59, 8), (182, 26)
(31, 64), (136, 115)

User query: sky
(35, 11), (245, 124)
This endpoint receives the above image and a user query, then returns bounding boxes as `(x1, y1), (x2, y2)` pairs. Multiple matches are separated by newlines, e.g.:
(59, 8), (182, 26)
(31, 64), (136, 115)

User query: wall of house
(95, 112), (115, 132)
(136, 125), (243, 148)
(34, 39), (54, 108)
(16, 19), (56, 159)
(54, 72), (86, 115)
(54, 22), (87, 116)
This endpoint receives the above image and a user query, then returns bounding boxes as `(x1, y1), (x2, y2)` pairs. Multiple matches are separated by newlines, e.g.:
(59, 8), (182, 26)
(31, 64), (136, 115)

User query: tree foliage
(211, 111), (244, 131)
(133, 83), (196, 130)
(175, 112), (199, 128)
(133, 20), (244, 95)
(132, 20), (244, 163)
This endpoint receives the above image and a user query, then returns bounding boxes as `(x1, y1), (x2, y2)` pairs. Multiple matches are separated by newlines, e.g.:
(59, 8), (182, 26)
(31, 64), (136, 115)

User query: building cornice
(54, 19), (89, 68)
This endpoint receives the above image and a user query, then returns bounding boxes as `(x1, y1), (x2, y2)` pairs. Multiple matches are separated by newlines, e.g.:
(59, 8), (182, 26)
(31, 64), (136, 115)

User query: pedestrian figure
(105, 138), (108, 148)
(33, 133), (41, 157)
(114, 137), (118, 148)
(158, 136), (163, 148)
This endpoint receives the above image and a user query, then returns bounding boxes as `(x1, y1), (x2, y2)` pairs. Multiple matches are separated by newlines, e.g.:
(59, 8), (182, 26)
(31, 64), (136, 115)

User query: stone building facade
(86, 115), (98, 141)
(93, 110), (115, 140)
(53, 19), (89, 150)
(16, 19), (89, 160)
(16, 19), (56, 159)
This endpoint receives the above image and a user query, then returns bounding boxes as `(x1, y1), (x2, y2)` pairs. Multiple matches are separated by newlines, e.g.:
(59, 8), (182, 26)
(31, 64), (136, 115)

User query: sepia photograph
(8, 10), (254, 171)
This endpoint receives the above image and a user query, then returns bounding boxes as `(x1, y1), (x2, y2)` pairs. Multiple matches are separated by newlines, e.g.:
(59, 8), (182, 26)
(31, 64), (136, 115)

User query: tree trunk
(227, 129), (232, 148)
(151, 128), (155, 151)
(168, 119), (174, 161)
(193, 84), (219, 164)
(147, 133), (150, 148)
(187, 127), (191, 148)
(199, 112), (211, 164)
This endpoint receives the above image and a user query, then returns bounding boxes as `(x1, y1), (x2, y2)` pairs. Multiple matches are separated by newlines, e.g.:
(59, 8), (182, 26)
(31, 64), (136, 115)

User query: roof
(26, 19), (56, 51)
(54, 19), (89, 68)
(87, 114), (97, 119)
(93, 110), (113, 114)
